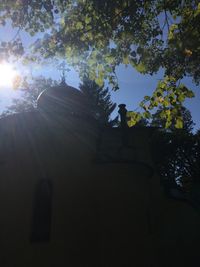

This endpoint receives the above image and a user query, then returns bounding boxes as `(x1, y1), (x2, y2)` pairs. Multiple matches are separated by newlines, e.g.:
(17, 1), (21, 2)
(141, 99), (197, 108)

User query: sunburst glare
(0, 62), (19, 88)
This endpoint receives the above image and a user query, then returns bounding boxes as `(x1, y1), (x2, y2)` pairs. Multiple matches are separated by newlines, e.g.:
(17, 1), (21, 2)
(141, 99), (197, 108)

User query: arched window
(30, 179), (52, 243)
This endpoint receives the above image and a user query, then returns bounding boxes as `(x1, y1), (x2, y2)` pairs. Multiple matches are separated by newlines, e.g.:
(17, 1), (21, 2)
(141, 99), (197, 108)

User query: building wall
(0, 112), (199, 266)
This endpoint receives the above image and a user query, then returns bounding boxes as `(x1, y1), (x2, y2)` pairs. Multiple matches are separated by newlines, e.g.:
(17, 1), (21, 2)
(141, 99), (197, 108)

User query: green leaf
(122, 55), (129, 65)
(168, 24), (178, 41)
(165, 109), (171, 116)
(165, 119), (172, 128)
(76, 22), (83, 30)
(127, 111), (142, 127)
(163, 99), (169, 107)
(175, 117), (183, 129)
(186, 90), (195, 98)
(135, 62), (146, 73)
(143, 111), (151, 119)
(85, 16), (91, 24)
(95, 76), (104, 87)
(178, 94), (185, 102)
(144, 95), (151, 101)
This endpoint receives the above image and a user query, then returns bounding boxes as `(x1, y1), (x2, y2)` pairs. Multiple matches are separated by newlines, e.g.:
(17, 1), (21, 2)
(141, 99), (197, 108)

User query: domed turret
(37, 82), (90, 118)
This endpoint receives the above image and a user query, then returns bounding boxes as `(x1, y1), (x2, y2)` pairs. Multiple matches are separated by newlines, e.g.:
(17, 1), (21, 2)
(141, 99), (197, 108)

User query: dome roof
(37, 83), (90, 117)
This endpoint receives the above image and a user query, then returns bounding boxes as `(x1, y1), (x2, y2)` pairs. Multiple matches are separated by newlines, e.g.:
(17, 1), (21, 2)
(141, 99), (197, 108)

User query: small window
(30, 179), (52, 243)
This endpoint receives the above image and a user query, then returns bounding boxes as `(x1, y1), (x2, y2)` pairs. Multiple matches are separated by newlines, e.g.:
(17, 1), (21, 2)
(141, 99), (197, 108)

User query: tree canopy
(151, 106), (195, 133)
(0, 0), (199, 127)
(79, 77), (118, 126)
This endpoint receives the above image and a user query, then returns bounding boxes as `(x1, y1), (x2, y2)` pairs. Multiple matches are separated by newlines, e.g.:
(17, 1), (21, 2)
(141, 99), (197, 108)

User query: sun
(0, 62), (19, 88)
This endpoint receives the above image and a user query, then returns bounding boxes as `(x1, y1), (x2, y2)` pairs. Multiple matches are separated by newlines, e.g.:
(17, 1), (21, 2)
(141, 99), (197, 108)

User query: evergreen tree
(79, 77), (118, 126)
(151, 107), (197, 195)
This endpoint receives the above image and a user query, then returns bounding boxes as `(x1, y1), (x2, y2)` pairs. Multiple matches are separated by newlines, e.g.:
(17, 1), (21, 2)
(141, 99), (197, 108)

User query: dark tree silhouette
(151, 126), (200, 202)
(150, 106), (200, 197)
(79, 77), (118, 126)
(136, 118), (149, 127)
(1, 76), (58, 117)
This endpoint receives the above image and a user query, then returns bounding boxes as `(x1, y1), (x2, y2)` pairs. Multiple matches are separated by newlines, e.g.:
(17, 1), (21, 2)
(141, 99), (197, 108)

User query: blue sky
(0, 22), (199, 131)
(112, 66), (200, 131)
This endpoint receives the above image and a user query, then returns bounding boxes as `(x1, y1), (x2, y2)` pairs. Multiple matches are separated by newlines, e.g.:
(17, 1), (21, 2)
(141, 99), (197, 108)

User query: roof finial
(58, 61), (70, 85)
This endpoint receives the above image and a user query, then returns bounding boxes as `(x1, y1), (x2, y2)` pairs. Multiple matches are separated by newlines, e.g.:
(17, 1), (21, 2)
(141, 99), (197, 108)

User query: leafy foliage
(79, 77), (118, 126)
(151, 106), (195, 132)
(0, 0), (199, 126)
(140, 76), (195, 128)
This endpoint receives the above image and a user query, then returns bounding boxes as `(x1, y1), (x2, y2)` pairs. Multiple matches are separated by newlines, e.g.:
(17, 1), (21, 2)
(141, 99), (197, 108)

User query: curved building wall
(0, 112), (199, 266)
